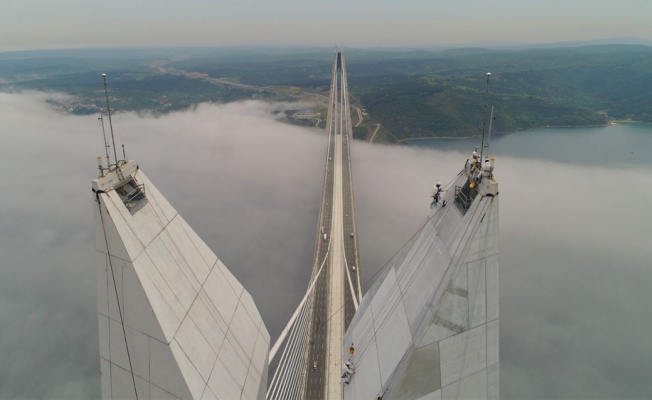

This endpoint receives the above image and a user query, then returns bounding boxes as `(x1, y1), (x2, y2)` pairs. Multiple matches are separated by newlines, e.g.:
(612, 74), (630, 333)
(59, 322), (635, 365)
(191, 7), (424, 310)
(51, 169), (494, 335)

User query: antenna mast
(486, 106), (494, 160)
(102, 73), (118, 167)
(98, 113), (111, 169)
(480, 72), (492, 161)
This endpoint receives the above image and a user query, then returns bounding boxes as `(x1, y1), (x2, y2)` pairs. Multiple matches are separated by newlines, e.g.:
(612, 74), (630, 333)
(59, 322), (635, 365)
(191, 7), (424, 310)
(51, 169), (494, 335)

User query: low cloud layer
(1, 92), (651, 398)
(0, 94), (326, 398)
(352, 143), (652, 398)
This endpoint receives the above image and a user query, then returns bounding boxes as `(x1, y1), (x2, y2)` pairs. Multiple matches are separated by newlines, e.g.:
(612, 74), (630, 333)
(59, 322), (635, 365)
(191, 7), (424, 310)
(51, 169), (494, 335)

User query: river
(405, 123), (651, 168)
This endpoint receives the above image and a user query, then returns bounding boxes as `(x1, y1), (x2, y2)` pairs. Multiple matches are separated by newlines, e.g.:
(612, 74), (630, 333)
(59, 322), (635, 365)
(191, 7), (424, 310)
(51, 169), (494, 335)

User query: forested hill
(2, 45), (651, 141)
(167, 44), (652, 140)
(342, 45), (652, 140)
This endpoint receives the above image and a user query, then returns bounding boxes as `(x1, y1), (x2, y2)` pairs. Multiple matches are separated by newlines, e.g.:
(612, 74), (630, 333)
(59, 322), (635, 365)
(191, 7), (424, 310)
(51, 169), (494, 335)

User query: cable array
(267, 294), (312, 400)
(267, 239), (331, 400)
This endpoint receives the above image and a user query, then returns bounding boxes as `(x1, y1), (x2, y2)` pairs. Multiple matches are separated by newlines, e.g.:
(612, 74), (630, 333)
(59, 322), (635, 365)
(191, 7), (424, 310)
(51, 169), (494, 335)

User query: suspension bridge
(267, 50), (362, 400)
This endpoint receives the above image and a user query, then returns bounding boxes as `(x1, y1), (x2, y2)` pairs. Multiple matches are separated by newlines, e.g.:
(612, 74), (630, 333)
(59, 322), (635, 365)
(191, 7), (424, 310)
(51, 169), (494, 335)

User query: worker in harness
(431, 182), (443, 208)
(342, 361), (355, 384)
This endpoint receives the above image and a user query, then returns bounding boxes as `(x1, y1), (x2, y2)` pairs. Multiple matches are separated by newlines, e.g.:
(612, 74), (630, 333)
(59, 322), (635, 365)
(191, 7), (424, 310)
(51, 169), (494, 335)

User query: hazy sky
(2, 0), (652, 51)
(1, 92), (652, 398)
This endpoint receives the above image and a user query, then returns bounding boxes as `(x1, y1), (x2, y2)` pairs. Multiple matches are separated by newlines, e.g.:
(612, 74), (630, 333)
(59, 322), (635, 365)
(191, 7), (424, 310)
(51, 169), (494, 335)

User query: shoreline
(397, 119), (651, 144)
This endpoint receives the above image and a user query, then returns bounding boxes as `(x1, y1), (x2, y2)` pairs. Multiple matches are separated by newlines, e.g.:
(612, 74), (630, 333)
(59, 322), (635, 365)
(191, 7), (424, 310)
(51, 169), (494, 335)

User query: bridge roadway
(303, 51), (362, 400)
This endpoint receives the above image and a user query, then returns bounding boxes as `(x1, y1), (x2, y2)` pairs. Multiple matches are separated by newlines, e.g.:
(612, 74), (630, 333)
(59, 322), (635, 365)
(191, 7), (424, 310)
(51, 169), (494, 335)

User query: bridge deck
(303, 51), (362, 400)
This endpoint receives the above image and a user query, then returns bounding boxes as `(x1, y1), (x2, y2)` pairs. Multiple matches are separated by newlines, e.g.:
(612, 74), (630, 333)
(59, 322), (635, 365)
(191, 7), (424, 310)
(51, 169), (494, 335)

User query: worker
(478, 158), (493, 181)
(431, 182), (444, 208)
(471, 150), (480, 167)
(465, 148), (480, 177)
(481, 159), (493, 180)
(342, 361), (355, 384)
(434, 183), (442, 205)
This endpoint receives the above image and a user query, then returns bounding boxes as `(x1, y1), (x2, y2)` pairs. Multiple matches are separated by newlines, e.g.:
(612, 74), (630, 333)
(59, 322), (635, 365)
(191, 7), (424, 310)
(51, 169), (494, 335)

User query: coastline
(397, 119), (651, 145)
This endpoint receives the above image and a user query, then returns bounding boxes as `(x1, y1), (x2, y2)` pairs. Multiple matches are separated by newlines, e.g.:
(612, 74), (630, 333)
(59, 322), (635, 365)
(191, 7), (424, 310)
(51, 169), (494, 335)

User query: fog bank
(1, 92), (651, 398)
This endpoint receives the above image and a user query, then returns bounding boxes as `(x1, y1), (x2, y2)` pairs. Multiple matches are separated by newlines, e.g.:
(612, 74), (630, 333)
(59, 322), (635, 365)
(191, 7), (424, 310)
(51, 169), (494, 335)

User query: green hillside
(1, 45), (651, 140)
(342, 46), (652, 140)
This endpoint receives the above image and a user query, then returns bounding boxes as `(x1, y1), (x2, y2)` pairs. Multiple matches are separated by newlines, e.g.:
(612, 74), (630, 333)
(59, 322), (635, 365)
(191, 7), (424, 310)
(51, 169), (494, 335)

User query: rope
(362, 215), (430, 290)
(96, 191), (139, 400)
(361, 169), (462, 291)
(346, 171), (473, 370)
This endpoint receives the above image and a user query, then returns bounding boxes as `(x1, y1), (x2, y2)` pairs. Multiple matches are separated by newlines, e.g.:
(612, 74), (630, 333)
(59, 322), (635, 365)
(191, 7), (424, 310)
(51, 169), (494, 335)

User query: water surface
(406, 123), (651, 167)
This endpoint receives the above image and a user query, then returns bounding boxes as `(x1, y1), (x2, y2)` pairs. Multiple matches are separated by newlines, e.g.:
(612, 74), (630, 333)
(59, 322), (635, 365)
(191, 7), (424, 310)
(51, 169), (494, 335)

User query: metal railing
(124, 184), (145, 205)
(117, 181), (147, 213)
(454, 184), (477, 212)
